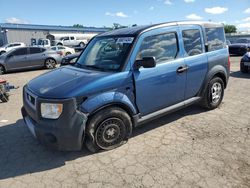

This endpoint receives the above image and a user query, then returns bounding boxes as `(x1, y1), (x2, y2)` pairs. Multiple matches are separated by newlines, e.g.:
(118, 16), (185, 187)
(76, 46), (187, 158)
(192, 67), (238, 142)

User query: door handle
(177, 65), (188, 73)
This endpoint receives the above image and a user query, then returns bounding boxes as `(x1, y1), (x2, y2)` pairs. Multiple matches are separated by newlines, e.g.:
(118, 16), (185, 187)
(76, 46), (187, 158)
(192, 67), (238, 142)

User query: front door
(6, 48), (29, 70)
(132, 26), (187, 116)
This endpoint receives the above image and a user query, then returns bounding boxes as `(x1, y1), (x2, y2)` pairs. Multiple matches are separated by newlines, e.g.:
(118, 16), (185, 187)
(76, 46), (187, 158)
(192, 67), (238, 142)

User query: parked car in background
(60, 53), (80, 66)
(36, 39), (51, 48)
(0, 47), (62, 74)
(53, 34), (96, 47)
(50, 46), (75, 56)
(240, 48), (250, 73)
(22, 21), (230, 152)
(0, 42), (26, 55)
(229, 38), (250, 56)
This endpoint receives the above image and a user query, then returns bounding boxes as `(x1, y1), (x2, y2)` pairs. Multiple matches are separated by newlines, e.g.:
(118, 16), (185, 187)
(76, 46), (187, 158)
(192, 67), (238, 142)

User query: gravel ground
(0, 56), (249, 188)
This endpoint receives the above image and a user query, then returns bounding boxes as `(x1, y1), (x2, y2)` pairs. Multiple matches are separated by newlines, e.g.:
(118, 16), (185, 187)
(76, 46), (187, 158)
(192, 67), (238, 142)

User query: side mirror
(134, 57), (156, 69)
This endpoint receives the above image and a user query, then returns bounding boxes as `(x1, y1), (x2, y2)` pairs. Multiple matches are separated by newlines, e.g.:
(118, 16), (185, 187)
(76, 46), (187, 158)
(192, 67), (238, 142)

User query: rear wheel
(0, 51), (6, 56)
(200, 77), (224, 110)
(79, 42), (85, 47)
(85, 107), (132, 153)
(45, 58), (56, 69)
(0, 65), (5, 75)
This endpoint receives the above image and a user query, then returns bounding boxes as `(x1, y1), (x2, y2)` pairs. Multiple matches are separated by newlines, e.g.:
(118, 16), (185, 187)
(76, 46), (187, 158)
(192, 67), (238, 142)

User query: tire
(79, 42), (85, 48)
(200, 77), (224, 110)
(0, 65), (5, 75)
(240, 63), (248, 73)
(45, 58), (56, 69)
(66, 52), (71, 56)
(85, 107), (132, 153)
(0, 51), (6, 56)
(1, 93), (9, 103)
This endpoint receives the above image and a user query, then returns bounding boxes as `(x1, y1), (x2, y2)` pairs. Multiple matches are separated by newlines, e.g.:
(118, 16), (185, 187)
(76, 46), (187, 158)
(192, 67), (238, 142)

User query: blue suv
(22, 21), (230, 152)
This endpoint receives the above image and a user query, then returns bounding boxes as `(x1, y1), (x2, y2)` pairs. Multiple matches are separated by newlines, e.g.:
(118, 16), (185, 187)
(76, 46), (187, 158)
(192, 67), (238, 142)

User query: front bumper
(22, 87), (87, 151)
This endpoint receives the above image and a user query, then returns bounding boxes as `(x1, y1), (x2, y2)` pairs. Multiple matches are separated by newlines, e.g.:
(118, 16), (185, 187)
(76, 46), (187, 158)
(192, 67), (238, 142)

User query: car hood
(27, 66), (112, 99)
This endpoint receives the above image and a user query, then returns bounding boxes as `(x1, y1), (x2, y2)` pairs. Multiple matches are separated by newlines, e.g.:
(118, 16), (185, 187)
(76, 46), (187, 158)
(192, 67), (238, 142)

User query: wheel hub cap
(211, 82), (222, 104)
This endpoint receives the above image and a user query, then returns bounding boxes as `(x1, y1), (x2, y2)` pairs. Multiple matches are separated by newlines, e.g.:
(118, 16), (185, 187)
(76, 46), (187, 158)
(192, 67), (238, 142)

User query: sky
(0, 0), (250, 31)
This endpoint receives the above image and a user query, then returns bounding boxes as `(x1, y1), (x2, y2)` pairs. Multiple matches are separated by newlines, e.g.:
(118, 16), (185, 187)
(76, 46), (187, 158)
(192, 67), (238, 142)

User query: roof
(0, 23), (108, 33)
(98, 21), (223, 37)
(98, 25), (154, 37)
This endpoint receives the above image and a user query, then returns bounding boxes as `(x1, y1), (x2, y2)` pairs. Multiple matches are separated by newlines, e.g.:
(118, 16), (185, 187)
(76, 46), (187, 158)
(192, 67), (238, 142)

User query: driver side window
(136, 32), (178, 64)
(12, 48), (28, 56)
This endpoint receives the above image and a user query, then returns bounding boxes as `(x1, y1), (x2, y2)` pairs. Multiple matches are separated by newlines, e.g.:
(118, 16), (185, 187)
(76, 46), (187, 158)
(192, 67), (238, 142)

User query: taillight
(57, 51), (63, 56)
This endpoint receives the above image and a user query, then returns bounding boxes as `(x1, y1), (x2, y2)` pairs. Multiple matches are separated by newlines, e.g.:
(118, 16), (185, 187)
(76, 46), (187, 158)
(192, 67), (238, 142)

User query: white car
(50, 46), (75, 56)
(0, 42), (26, 55)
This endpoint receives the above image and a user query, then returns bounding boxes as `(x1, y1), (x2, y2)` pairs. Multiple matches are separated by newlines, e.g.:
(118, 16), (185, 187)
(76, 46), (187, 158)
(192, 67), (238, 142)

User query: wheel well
(213, 72), (227, 88)
(0, 64), (6, 72)
(57, 43), (63, 46)
(88, 103), (135, 124)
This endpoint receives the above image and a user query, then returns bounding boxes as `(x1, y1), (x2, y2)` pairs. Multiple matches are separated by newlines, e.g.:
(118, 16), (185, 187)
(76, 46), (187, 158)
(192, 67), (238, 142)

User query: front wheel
(0, 65), (5, 75)
(200, 77), (224, 110)
(85, 107), (132, 153)
(45, 58), (56, 69)
(240, 63), (248, 73)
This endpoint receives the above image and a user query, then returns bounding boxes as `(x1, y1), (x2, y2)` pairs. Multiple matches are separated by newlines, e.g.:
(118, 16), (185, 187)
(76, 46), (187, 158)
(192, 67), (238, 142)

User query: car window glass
(136, 32), (178, 64)
(12, 48), (28, 56)
(51, 47), (56, 50)
(13, 44), (20, 47)
(64, 37), (69, 41)
(30, 47), (41, 54)
(205, 27), (226, 51)
(70, 37), (74, 40)
(182, 29), (202, 56)
(41, 48), (46, 52)
(58, 46), (65, 50)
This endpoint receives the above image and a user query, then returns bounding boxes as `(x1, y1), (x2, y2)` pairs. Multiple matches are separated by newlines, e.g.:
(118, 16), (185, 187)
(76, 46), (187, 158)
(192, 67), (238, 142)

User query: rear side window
(205, 27), (226, 51)
(137, 32), (178, 64)
(182, 29), (202, 56)
(13, 43), (21, 47)
(12, 48), (28, 56)
(70, 37), (74, 40)
(30, 47), (41, 54)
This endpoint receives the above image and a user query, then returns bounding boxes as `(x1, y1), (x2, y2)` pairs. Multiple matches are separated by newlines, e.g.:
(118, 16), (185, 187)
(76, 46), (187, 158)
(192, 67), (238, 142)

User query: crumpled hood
(27, 66), (111, 98)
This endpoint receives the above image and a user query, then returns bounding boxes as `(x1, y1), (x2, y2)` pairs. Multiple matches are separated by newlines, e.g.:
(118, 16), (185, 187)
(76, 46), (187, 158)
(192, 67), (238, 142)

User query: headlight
(41, 103), (63, 119)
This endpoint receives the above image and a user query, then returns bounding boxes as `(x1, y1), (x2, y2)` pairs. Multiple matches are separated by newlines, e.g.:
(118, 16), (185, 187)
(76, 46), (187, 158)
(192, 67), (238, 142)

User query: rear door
(180, 25), (208, 99)
(131, 26), (187, 116)
(27, 47), (45, 67)
(5, 48), (29, 70)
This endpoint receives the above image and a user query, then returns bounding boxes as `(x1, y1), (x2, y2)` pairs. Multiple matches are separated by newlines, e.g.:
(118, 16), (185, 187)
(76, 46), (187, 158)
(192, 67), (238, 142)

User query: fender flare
(80, 91), (137, 116)
(198, 65), (228, 97)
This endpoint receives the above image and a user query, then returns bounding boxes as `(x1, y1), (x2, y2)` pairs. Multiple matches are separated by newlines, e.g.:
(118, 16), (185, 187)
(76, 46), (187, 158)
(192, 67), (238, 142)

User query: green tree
(224, 24), (237, 33)
(73, 24), (84, 28)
